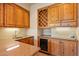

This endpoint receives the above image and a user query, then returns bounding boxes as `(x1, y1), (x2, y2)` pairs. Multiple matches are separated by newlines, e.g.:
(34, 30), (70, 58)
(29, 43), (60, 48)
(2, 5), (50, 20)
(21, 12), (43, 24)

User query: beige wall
(16, 3), (30, 10)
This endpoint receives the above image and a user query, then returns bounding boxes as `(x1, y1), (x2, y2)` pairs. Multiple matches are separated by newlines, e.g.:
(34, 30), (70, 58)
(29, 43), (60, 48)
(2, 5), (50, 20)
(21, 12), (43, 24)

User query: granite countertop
(39, 35), (77, 41)
(0, 38), (40, 56)
(15, 36), (34, 40)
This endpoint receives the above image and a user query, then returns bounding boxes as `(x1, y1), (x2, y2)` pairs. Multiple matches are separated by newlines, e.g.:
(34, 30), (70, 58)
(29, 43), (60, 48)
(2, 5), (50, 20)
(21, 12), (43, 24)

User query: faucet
(14, 30), (17, 39)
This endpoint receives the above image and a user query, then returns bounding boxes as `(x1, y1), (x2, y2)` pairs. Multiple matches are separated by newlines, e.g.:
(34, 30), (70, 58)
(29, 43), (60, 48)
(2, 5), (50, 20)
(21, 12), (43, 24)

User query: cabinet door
(48, 5), (60, 27)
(63, 3), (76, 21)
(59, 3), (77, 27)
(28, 37), (34, 45)
(59, 4), (64, 21)
(4, 4), (15, 27)
(51, 39), (60, 55)
(23, 10), (30, 28)
(0, 4), (4, 26)
(63, 40), (77, 56)
(14, 5), (24, 27)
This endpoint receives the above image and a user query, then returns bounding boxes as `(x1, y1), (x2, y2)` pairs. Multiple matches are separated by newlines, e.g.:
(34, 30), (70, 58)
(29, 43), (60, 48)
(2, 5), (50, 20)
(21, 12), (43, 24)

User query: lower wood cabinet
(63, 40), (77, 56)
(50, 39), (60, 55)
(50, 39), (77, 56)
(16, 37), (34, 45)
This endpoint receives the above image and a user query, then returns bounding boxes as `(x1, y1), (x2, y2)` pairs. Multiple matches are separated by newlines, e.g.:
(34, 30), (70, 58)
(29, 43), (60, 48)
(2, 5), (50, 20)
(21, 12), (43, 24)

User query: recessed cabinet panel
(63, 40), (77, 56)
(51, 39), (60, 55)
(59, 4), (64, 21)
(23, 10), (30, 28)
(4, 4), (15, 27)
(0, 4), (4, 26)
(48, 5), (60, 27)
(63, 4), (74, 20)
(14, 5), (24, 27)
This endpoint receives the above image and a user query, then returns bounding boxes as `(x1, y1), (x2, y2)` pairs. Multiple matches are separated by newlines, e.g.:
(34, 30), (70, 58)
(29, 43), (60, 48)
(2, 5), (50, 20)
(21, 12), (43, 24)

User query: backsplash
(38, 28), (51, 36)
(51, 27), (77, 40)
(0, 28), (27, 40)
(38, 27), (77, 40)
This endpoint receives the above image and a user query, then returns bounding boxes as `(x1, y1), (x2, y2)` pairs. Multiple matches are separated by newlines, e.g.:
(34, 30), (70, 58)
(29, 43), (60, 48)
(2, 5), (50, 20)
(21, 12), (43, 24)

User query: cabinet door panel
(0, 4), (4, 26)
(63, 4), (74, 21)
(23, 10), (30, 28)
(59, 4), (64, 21)
(48, 5), (59, 27)
(5, 4), (15, 27)
(59, 3), (77, 27)
(28, 37), (34, 45)
(14, 5), (24, 27)
(64, 41), (77, 56)
(51, 39), (60, 55)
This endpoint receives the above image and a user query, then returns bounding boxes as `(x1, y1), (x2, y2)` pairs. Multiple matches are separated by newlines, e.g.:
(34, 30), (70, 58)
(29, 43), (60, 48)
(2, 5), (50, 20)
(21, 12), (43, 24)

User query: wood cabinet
(16, 37), (34, 45)
(28, 37), (34, 45)
(23, 10), (30, 28)
(63, 40), (77, 56)
(4, 4), (15, 27)
(63, 4), (76, 21)
(50, 39), (60, 55)
(50, 39), (77, 56)
(38, 3), (77, 28)
(14, 5), (24, 27)
(48, 4), (60, 27)
(0, 3), (30, 28)
(0, 4), (4, 27)
(60, 3), (77, 27)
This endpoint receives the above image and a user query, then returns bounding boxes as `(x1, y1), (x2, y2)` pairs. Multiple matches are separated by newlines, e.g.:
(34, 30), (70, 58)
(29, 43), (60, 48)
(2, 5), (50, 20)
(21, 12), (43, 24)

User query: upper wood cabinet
(63, 4), (76, 21)
(0, 3), (30, 28)
(48, 4), (60, 27)
(4, 4), (15, 27)
(14, 5), (24, 27)
(60, 3), (77, 27)
(0, 4), (4, 27)
(58, 4), (64, 21)
(38, 3), (77, 28)
(23, 10), (30, 28)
